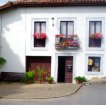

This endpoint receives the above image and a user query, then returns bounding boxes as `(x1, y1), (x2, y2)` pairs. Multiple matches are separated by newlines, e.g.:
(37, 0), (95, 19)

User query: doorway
(58, 56), (73, 83)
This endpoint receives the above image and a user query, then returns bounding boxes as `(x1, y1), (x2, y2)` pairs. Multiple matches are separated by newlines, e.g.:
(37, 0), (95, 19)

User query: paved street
(0, 83), (106, 105)
(0, 83), (81, 98)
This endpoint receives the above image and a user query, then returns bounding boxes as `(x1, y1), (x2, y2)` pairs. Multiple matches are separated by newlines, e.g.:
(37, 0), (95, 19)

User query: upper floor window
(89, 21), (102, 47)
(60, 21), (74, 37)
(34, 22), (46, 47)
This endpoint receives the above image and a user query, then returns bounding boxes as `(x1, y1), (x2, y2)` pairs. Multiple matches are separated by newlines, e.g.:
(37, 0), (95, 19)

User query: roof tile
(1, 0), (106, 12)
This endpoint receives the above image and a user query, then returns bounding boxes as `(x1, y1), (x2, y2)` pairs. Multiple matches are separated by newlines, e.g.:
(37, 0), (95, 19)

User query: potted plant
(46, 76), (54, 84)
(74, 76), (87, 84)
(0, 57), (7, 81)
(22, 71), (35, 84)
(37, 67), (45, 83)
(0, 57), (7, 66)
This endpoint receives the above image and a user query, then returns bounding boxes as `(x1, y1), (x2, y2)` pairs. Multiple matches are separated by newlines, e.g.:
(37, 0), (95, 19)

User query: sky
(0, 0), (15, 5)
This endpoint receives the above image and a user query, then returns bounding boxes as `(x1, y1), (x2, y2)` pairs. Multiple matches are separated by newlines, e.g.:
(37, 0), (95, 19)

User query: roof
(0, 0), (106, 13)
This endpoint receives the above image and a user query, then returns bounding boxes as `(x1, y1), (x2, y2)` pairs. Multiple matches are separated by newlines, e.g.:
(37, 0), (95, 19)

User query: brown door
(65, 57), (73, 83)
(26, 56), (51, 81)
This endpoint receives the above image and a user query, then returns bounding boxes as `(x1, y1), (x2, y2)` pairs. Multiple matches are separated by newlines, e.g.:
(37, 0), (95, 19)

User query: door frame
(55, 53), (76, 83)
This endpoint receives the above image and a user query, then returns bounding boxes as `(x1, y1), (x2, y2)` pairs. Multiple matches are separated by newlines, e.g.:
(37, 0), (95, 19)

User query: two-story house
(0, 0), (106, 83)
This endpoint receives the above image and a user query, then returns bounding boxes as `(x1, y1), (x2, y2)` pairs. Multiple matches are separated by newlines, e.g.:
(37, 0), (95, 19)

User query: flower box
(55, 34), (80, 50)
(33, 33), (47, 39)
(90, 33), (102, 40)
(33, 33), (47, 47)
(56, 46), (79, 50)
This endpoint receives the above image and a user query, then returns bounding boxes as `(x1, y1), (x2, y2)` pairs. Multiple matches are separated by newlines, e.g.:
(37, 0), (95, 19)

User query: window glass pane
(41, 22), (46, 33)
(34, 22), (40, 33)
(94, 57), (101, 67)
(67, 21), (74, 36)
(60, 22), (66, 36)
(88, 57), (101, 72)
(89, 21), (95, 35)
(96, 21), (101, 33)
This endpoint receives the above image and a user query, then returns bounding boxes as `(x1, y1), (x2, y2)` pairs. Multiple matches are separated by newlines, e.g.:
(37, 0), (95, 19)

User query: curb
(62, 83), (83, 98)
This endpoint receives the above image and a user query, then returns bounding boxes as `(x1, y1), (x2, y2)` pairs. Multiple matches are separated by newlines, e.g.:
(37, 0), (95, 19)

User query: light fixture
(52, 17), (54, 26)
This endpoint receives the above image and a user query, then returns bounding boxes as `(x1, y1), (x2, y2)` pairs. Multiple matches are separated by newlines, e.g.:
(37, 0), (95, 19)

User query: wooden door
(26, 56), (51, 82)
(65, 57), (73, 83)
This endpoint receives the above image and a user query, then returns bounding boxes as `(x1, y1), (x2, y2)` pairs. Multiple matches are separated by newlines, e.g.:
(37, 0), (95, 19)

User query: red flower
(55, 34), (64, 38)
(95, 33), (102, 39)
(91, 33), (102, 39)
(33, 33), (47, 39)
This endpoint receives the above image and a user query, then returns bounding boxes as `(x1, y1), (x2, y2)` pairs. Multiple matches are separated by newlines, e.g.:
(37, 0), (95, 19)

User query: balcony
(55, 34), (80, 50)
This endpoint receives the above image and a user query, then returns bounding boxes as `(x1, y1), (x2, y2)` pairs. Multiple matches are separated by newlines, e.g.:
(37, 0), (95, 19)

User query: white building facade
(0, 0), (106, 83)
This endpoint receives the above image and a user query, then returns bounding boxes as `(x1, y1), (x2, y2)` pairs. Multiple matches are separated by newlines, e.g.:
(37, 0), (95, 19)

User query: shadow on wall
(0, 9), (25, 74)
(1, 36), (25, 73)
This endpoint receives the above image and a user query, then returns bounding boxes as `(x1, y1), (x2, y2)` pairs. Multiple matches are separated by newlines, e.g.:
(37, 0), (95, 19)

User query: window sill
(86, 72), (103, 75)
(31, 47), (48, 51)
(55, 46), (79, 50)
(86, 47), (104, 51)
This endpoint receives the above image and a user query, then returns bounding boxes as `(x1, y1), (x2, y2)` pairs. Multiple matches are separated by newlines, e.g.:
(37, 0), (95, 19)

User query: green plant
(22, 71), (35, 83)
(37, 67), (45, 81)
(46, 76), (54, 84)
(74, 76), (87, 84)
(0, 57), (7, 66)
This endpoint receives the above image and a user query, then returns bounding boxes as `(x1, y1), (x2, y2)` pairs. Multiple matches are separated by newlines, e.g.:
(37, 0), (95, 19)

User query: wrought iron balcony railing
(55, 35), (80, 50)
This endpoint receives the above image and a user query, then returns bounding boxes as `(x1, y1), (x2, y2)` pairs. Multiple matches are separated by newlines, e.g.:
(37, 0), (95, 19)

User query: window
(34, 22), (46, 47)
(88, 56), (101, 72)
(89, 21), (102, 47)
(60, 21), (74, 37)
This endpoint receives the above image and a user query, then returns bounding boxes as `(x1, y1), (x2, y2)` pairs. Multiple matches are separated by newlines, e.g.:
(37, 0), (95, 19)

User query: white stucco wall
(0, 9), (26, 73)
(1, 7), (106, 82)
(25, 7), (106, 82)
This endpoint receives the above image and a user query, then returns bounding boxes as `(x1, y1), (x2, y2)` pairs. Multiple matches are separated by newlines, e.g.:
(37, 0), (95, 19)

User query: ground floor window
(88, 57), (100, 72)
(86, 55), (103, 74)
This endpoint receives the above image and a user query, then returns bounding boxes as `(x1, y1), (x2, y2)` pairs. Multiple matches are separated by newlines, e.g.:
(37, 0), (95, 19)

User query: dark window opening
(34, 22), (46, 47)
(89, 21), (102, 47)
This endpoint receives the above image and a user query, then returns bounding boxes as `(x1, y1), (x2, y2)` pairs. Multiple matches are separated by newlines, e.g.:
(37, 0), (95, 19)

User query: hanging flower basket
(33, 33), (47, 39)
